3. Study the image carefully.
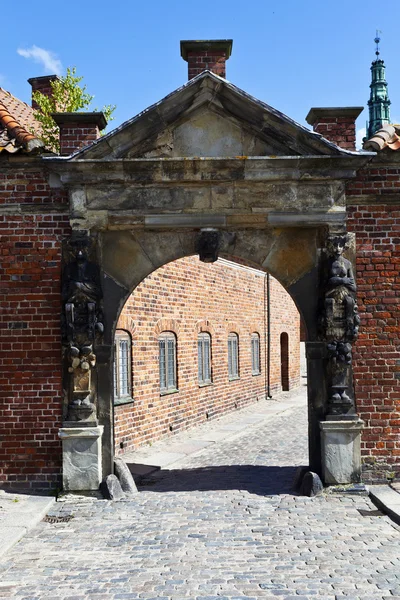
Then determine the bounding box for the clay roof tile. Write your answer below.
[363,124,400,152]
[0,88,44,153]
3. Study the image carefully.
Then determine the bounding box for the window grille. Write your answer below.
[251,333,261,375]
[114,331,132,400]
[228,333,239,379]
[159,332,177,393]
[198,332,212,385]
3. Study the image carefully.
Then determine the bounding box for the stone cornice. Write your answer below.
[43,154,375,185]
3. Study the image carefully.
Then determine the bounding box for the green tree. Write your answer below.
[32,67,116,152]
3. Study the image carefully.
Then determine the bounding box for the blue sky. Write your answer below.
[3,0,400,146]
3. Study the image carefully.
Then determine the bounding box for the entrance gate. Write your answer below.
[47,72,371,490]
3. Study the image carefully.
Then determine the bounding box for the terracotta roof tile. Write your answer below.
[363,124,400,152]
[0,88,44,153]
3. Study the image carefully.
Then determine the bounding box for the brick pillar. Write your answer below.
[27,75,59,111]
[52,112,106,155]
[180,40,233,80]
[306,107,364,150]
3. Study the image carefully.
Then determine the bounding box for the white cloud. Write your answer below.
[17,45,63,76]
[356,127,366,150]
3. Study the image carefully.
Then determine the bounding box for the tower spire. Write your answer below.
[367,31,391,139]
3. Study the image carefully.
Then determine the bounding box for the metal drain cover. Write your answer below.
[43,514,74,523]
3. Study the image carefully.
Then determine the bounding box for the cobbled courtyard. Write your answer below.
[0,387,399,600]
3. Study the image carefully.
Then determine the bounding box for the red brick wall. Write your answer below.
[313,117,356,150]
[347,162,400,482]
[0,165,69,490]
[269,276,301,392]
[114,257,300,454]
[186,50,227,80]
[58,124,100,156]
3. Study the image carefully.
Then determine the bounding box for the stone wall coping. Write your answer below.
[306,107,364,125]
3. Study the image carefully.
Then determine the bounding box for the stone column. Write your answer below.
[306,342,328,476]
[60,231,105,491]
[318,232,364,484]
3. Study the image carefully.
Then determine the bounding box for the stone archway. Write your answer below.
[46,71,372,490]
[58,220,363,490]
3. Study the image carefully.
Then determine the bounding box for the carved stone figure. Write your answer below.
[320,234,360,419]
[62,233,103,423]
[324,235,360,343]
[197,228,221,263]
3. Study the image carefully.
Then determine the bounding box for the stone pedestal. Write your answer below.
[320,419,363,484]
[59,426,104,491]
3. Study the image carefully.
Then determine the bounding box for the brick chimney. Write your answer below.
[180,40,233,80]
[27,75,59,111]
[51,112,107,155]
[306,107,364,150]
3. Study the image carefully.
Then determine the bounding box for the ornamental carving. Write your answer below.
[320,234,360,419]
[62,232,103,423]
[197,228,221,263]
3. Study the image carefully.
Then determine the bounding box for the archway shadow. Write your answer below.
[130,464,303,497]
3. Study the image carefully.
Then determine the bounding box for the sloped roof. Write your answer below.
[363,124,400,152]
[0,88,44,153]
[73,71,354,161]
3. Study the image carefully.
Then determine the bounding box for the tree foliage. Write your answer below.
[32,67,116,152]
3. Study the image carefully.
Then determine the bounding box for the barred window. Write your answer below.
[114,330,132,400]
[251,333,261,375]
[159,332,177,393]
[198,332,212,385]
[228,333,239,380]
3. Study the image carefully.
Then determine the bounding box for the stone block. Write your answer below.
[300,471,323,497]
[100,474,125,500]
[114,458,138,495]
[59,426,104,491]
[320,419,363,485]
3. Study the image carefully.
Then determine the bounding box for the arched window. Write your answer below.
[280,332,289,391]
[251,333,261,375]
[228,333,239,380]
[159,332,177,393]
[198,332,212,385]
[114,330,132,401]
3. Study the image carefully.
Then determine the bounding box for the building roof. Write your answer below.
[363,124,400,152]
[0,88,44,153]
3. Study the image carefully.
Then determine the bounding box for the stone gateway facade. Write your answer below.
[0,39,399,491]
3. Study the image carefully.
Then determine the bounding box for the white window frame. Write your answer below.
[251,332,261,375]
[159,332,177,394]
[114,330,132,402]
[228,333,239,380]
[198,332,212,385]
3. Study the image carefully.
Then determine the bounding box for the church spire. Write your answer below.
[367,32,391,139]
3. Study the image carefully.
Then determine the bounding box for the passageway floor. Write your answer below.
[1,385,400,600]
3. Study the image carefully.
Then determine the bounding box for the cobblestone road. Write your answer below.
[1,389,400,600]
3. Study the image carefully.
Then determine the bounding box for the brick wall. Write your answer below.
[347,161,400,482]
[0,165,69,490]
[114,256,300,454]
[313,117,356,150]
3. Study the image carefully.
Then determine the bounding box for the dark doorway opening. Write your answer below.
[280,332,289,391]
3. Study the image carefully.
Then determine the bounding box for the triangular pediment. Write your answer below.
[73,72,350,161]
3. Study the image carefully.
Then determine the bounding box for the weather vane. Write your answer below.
[374,30,382,57]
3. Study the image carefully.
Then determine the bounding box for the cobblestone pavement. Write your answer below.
[1,388,400,600]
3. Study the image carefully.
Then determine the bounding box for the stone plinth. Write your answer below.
[59,426,104,491]
[320,419,363,485]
